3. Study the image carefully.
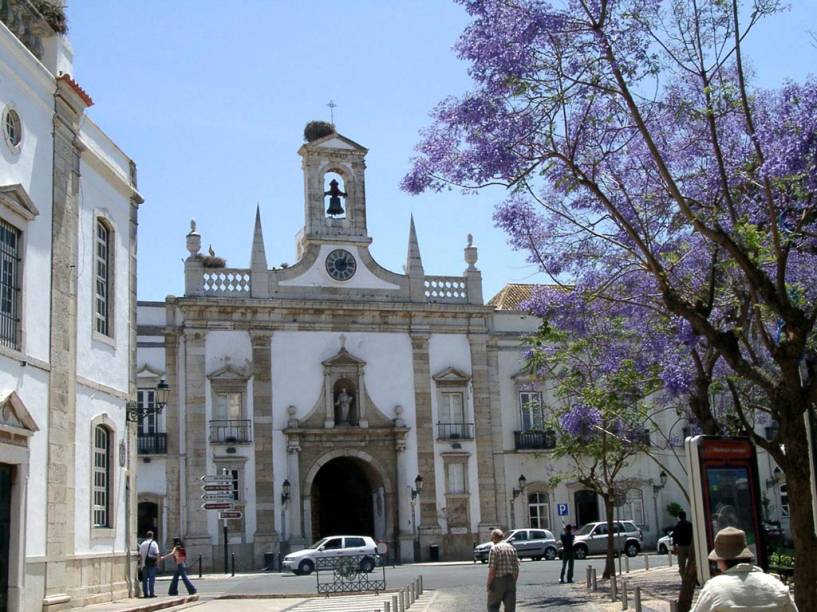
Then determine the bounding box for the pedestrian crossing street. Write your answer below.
[288,590,436,611]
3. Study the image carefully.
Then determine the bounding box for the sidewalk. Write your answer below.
[67,595,199,612]
[570,565,699,611]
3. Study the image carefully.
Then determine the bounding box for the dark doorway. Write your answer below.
[0,464,12,612]
[311,457,374,539]
[575,490,599,527]
[138,501,159,540]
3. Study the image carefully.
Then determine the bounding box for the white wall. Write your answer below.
[278,244,400,290]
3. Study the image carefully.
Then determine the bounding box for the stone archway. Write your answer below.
[303,449,392,544]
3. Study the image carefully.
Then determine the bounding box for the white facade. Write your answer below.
[0,7,141,611]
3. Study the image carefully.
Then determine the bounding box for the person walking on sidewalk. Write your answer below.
[559,524,575,583]
[138,531,160,598]
[692,527,797,612]
[486,528,519,612]
[161,538,197,596]
[672,510,693,577]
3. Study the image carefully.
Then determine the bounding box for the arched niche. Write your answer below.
[322,346,368,428]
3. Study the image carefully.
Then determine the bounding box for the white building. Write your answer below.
[0,3,141,610]
[136,128,789,570]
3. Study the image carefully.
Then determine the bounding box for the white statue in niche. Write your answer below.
[334,387,354,424]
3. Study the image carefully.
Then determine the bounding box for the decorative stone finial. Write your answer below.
[339,334,346,350]
[464,234,478,271]
[287,405,299,428]
[394,405,405,427]
[186,218,201,257]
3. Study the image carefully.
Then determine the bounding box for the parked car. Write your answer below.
[282,535,377,575]
[560,521,644,559]
[473,528,558,563]
[657,531,673,554]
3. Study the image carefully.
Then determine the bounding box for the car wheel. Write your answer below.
[574,546,588,560]
[359,557,375,573]
[480,559,487,564]
[544,547,557,561]
[658,544,668,554]
[626,543,640,557]
[298,560,314,575]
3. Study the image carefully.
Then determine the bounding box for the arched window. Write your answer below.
[92,425,112,527]
[95,218,113,336]
[528,492,550,529]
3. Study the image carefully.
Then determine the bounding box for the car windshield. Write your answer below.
[574,524,595,536]
[308,538,328,549]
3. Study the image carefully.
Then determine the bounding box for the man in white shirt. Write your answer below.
[138,531,160,598]
[693,527,797,611]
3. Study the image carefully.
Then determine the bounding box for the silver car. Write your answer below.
[568,520,643,559]
[473,528,558,562]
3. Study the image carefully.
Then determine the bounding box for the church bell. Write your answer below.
[324,179,347,216]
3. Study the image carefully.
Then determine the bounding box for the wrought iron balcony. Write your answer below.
[209,419,252,444]
[436,422,474,440]
[514,429,557,450]
[137,432,167,455]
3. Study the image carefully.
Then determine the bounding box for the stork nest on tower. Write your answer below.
[304,121,335,143]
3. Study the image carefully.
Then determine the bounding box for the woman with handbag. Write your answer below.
[161,538,197,596]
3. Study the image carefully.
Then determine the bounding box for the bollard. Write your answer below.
[634,586,642,612]
[592,567,598,591]
[621,579,628,610]
[586,565,592,588]
[667,551,672,567]
[398,590,405,612]
[644,554,650,571]
[416,578,421,598]
[625,556,630,573]
[419,575,423,594]
[410,582,416,604]
[392,594,399,612]
[611,575,618,601]
[231,552,235,577]
[198,554,202,578]
[670,601,679,612]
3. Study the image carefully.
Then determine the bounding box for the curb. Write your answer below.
[87,595,200,612]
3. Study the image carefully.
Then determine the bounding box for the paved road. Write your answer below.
[161,554,664,610]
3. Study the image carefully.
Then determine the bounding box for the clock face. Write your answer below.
[325,249,357,281]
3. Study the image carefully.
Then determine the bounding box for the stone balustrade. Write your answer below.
[423,276,469,303]
[200,268,251,296]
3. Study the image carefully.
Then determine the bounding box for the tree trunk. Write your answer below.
[603,500,616,579]
[677,542,697,612]
[779,414,817,612]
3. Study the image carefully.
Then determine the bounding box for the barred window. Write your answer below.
[93,426,111,527]
[95,220,111,336]
[0,219,20,349]
[528,492,550,529]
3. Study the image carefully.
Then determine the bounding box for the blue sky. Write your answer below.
[66,1,817,302]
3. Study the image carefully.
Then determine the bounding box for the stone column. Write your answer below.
[251,331,278,565]
[43,77,87,607]
[469,333,500,539]
[184,331,209,548]
[410,333,441,559]
[286,440,303,546]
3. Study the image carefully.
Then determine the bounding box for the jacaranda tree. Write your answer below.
[403,1,817,608]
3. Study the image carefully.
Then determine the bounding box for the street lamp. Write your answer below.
[126,379,170,423]
[281,479,291,505]
[510,475,527,529]
[410,475,423,561]
[651,470,669,543]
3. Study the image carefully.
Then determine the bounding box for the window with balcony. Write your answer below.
[519,391,544,431]
[210,391,251,444]
[437,391,473,439]
[136,388,166,454]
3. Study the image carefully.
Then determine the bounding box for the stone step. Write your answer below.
[289,590,436,612]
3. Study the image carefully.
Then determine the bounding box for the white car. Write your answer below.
[657,532,673,554]
[282,535,377,575]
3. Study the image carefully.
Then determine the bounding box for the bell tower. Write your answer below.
[297,128,371,255]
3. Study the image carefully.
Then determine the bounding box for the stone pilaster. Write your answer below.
[43,77,86,607]
[126,191,140,595]
[410,333,441,558]
[184,331,208,542]
[486,340,508,529]
[469,333,500,538]
[286,440,303,546]
[251,331,277,563]
[163,324,182,544]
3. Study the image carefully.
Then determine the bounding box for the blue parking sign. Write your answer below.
[557,503,568,516]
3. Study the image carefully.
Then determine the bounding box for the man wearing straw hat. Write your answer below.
[692,527,797,611]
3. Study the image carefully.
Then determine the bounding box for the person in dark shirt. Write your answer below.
[559,524,575,583]
[673,510,693,576]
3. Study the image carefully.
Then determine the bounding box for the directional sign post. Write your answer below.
[202,483,233,492]
[201,502,233,510]
[219,511,243,520]
[201,492,234,502]
[201,474,234,483]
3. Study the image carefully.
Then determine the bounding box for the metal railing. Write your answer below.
[514,430,557,450]
[209,419,252,444]
[137,432,167,454]
[437,422,474,440]
[315,554,386,594]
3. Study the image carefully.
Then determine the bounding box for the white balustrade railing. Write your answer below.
[424,276,468,303]
[201,268,251,296]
